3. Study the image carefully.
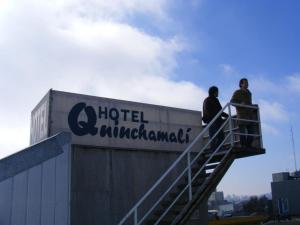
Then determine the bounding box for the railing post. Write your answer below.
[228,104,234,147]
[256,107,263,148]
[134,209,138,225]
[187,152,192,201]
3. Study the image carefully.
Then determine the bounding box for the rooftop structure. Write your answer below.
[271,171,300,216]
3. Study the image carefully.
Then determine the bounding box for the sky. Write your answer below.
[0,0,300,196]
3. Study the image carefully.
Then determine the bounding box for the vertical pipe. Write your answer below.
[291,126,298,172]
[228,104,234,147]
[134,209,138,225]
[187,152,192,201]
[256,107,263,148]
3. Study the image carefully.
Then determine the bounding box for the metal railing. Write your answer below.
[118,102,263,225]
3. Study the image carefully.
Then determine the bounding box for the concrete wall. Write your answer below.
[0,133,71,225]
[70,146,191,225]
[271,179,300,215]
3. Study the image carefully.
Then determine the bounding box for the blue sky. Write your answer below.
[0,0,300,196]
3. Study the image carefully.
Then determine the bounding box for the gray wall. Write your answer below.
[71,146,192,225]
[271,179,300,215]
[0,133,71,225]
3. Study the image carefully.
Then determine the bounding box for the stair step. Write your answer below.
[144,149,230,225]
[146,218,173,225]
[177,180,202,190]
[147,213,178,224]
[202,154,225,164]
[169,189,196,199]
[191,165,217,175]
[205,163,219,170]
[190,166,210,175]
[204,143,232,152]
[202,145,230,157]
[196,152,226,165]
[191,167,199,174]
[204,149,227,156]
[184,172,211,182]
[161,198,188,207]
[154,207,181,216]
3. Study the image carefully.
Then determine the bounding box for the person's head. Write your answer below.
[239,78,248,89]
[209,86,218,97]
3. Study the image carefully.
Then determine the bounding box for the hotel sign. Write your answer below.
[31,90,202,152]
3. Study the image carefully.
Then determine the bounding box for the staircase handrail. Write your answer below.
[138,116,232,225]
[117,102,261,225]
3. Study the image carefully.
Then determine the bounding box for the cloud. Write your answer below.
[261,123,279,136]
[258,99,288,122]
[251,74,300,97]
[63,0,169,21]
[287,74,300,92]
[252,77,279,93]
[0,0,206,158]
[93,75,206,110]
[219,64,237,75]
[4,0,169,22]
[0,126,29,159]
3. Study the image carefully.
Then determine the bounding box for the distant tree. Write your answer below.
[243,195,268,214]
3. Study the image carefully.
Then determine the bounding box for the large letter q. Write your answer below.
[68,102,98,136]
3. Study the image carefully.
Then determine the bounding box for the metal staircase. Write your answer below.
[118,103,264,225]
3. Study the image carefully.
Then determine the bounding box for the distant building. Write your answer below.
[208,191,234,217]
[219,204,234,217]
[208,190,225,209]
[271,171,300,216]
[209,191,225,203]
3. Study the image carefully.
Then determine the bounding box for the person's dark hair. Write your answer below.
[208,86,218,96]
[239,78,248,88]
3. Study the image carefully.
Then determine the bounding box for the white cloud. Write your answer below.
[0,0,206,158]
[251,74,300,97]
[261,123,279,136]
[252,77,279,93]
[287,74,300,92]
[0,126,29,159]
[2,0,169,22]
[93,75,206,109]
[219,64,242,78]
[219,64,235,74]
[62,0,169,21]
[258,99,288,122]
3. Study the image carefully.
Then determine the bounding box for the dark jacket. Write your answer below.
[202,96,228,124]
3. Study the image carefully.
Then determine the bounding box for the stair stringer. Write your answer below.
[173,152,236,225]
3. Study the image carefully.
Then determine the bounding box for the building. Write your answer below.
[271,171,300,216]
[0,90,265,225]
[208,191,225,209]
[208,191,234,217]
[209,191,225,203]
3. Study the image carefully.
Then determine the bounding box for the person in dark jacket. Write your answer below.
[231,78,254,147]
[202,86,228,150]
